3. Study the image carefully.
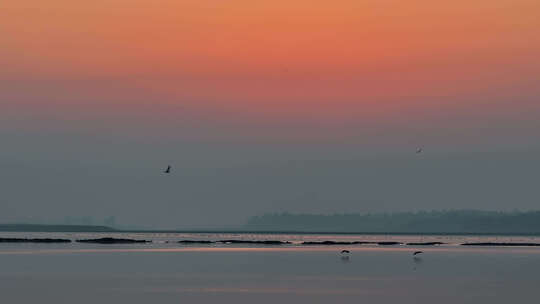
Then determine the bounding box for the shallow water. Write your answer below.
[1,232,539,303]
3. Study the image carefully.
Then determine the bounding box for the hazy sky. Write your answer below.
[1,0,540,228]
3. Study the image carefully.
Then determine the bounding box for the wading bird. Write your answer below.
[340,249,351,262]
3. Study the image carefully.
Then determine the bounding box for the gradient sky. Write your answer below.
[1,0,540,228]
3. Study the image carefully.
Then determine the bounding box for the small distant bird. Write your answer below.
[413,251,423,256]
[164,165,171,174]
[340,249,351,262]
[416,148,423,154]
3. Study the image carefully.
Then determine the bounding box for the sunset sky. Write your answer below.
[1,0,539,228]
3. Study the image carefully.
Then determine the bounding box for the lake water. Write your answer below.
[1,232,539,303]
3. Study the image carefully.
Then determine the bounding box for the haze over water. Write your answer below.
[2,0,540,228]
[1,232,540,303]
[2,0,540,302]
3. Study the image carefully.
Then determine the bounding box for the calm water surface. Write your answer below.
[1,232,539,303]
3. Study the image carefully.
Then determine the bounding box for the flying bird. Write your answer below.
[341,250,350,254]
[416,148,423,154]
[164,165,171,174]
[413,251,423,256]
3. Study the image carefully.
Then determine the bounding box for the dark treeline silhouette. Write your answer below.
[245,210,540,234]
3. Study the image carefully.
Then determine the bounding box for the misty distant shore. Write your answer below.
[245,210,540,235]
[0,224,117,233]
[4,210,540,235]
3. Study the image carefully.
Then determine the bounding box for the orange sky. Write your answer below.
[1,0,540,129]
[2,1,540,225]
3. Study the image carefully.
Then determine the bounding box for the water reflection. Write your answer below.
[340,255,351,263]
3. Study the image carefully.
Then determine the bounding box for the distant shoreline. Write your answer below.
[0,224,117,233]
[116,230,540,236]
[245,210,540,235]
[2,224,540,236]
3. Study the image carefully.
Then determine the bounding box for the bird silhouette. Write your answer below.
[164,165,171,174]
[416,148,423,154]
[340,250,351,262]
[413,251,423,256]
